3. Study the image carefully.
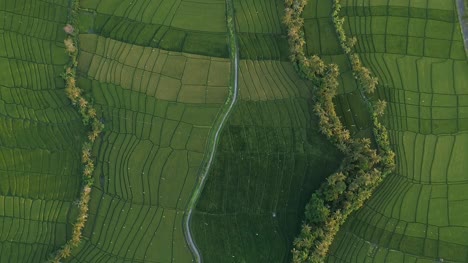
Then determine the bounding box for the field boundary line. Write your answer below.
[182,0,240,262]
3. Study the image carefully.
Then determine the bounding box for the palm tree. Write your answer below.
[78,98,88,109]
[82,149,91,163]
[374,99,387,116]
[64,38,76,54]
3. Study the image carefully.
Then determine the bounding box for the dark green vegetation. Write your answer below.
[324,1,468,262]
[303,0,372,138]
[0,0,86,261]
[190,0,342,262]
[284,0,395,261]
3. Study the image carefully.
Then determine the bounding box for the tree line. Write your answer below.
[283,0,396,262]
[49,0,104,262]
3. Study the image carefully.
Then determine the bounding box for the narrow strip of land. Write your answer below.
[183,0,239,262]
[456,0,468,58]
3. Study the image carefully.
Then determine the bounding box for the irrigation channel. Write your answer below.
[183,0,239,261]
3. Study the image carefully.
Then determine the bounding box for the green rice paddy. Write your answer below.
[0,0,85,261]
[1,0,467,262]
[191,59,341,262]
[315,1,468,262]
[67,25,231,263]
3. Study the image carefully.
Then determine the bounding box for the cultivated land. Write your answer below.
[0,0,85,261]
[191,0,342,262]
[65,3,232,261]
[316,0,468,262]
[2,0,467,262]
[79,0,229,57]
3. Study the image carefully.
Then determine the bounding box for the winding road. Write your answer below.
[183,0,239,262]
[456,0,468,57]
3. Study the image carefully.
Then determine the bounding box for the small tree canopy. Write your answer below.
[305,194,330,224]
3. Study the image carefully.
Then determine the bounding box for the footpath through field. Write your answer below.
[183,0,240,261]
[456,0,468,57]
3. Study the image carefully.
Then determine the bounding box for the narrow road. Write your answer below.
[456,0,468,58]
[183,0,239,262]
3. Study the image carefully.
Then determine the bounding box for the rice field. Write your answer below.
[191,59,341,263]
[63,36,231,262]
[234,0,289,60]
[4,0,467,261]
[322,1,468,262]
[0,0,86,261]
[79,0,229,57]
[190,1,342,261]
[1,0,233,261]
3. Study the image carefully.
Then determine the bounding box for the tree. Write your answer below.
[305,194,330,224]
[374,99,387,116]
[323,172,347,202]
[64,37,76,54]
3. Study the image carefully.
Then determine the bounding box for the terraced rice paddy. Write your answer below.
[190,1,342,262]
[191,59,341,262]
[1,0,231,261]
[0,0,85,261]
[67,37,231,262]
[312,1,468,262]
[79,0,229,57]
[2,0,467,262]
[65,9,233,262]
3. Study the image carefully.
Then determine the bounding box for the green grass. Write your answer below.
[325,0,468,262]
[0,0,86,261]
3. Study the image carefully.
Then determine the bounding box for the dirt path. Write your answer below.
[182,0,240,262]
[456,0,468,58]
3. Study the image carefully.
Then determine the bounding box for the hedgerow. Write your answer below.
[283,0,396,262]
[47,1,104,262]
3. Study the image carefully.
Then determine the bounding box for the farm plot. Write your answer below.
[191,60,342,263]
[64,35,230,262]
[0,0,86,262]
[303,0,373,137]
[326,0,468,262]
[233,0,289,60]
[79,0,229,57]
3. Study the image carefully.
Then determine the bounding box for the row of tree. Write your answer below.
[283,0,396,262]
[331,0,395,173]
[49,1,104,262]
